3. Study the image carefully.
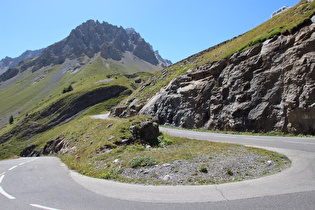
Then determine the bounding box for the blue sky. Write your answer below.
[0,0,301,63]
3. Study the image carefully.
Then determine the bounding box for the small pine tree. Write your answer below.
[68,84,73,92]
[62,84,73,94]
[9,115,14,124]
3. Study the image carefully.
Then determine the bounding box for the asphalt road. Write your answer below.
[1,122,315,209]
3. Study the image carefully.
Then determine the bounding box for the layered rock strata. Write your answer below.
[139,20,315,134]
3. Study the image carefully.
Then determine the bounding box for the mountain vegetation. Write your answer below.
[0,0,313,186]
[0,20,171,150]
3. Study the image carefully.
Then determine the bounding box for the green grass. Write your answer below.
[52,117,289,184]
[198,0,315,63]
[82,89,131,116]
[130,156,157,168]
[0,54,153,134]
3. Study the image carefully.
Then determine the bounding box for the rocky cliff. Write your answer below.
[137,18,315,134]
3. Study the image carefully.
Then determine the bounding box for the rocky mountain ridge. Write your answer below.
[0,20,171,82]
[0,49,43,75]
[115,16,315,135]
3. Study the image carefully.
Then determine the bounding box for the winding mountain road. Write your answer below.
[1,115,315,209]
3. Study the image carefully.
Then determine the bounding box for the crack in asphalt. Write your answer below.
[215,185,229,201]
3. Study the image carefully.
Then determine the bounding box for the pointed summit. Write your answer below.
[0,20,171,82]
[41,20,167,66]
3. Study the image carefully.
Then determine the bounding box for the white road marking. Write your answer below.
[0,186,16,199]
[225,136,238,139]
[29,204,60,210]
[244,137,273,141]
[0,174,4,183]
[0,172,5,176]
[283,140,315,145]
[18,162,25,166]
[8,165,17,171]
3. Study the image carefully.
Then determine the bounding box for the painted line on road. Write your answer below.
[210,134,238,138]
[0,172,5,176]
[283,140,315,145]
[29,204,60,210]
[0,174,4,183]
[8,165,18,171]
[225,136,238,139]
[0,186,16,199]
[243,137,273,141]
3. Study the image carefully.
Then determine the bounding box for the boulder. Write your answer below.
[129,120,160,146]
[111,106,128,117]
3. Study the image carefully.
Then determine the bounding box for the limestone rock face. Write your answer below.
[140,21,315,134]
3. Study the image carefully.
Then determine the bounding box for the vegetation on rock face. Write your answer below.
[118,0,315,110]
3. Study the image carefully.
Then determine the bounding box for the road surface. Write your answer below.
[1,119,315,209]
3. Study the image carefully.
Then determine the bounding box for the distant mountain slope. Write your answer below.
[0,20,171,130]
[0,20,171,82]
[0,49,43,75]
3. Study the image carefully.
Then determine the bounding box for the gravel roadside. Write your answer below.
[120,147,290,185]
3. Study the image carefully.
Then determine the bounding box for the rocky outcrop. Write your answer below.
[20,136,66,157]
[20,145,39,157]
[139,20,315,134]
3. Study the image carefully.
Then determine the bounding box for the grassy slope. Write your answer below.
[0,53,155,161]
[123,0,315,106]
[0,54,153,135]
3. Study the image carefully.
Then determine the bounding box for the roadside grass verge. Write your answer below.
[0,114,291,185]
[60,126,290,185]
[16,115,288,185]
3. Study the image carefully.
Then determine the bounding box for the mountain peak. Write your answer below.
[0,20,171,82]
[40,19,169,69]
[125,28,136,35]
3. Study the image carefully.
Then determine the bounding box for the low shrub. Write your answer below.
[227,170,234,176]
[130,156,157,168]
[199,165,208,173]
[158,135,173,147]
